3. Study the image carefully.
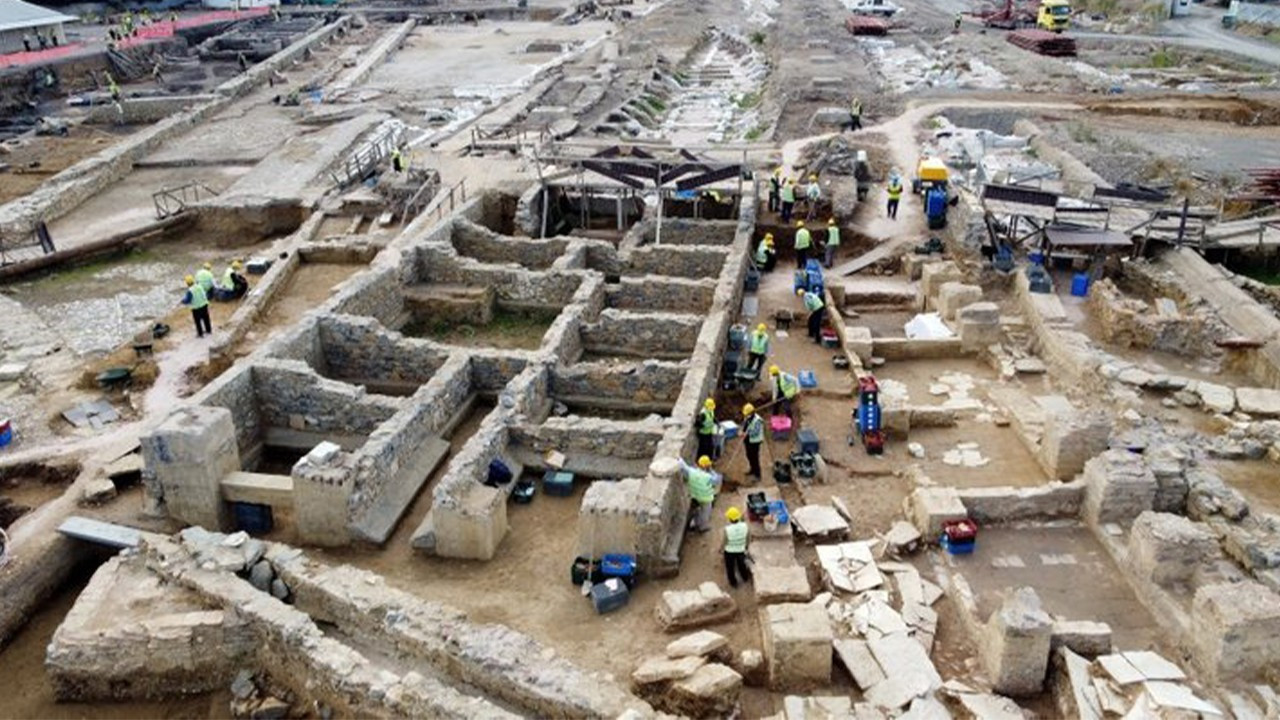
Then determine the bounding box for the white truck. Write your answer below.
[848,0,902,17]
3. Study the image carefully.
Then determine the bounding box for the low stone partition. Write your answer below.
[84,94,221,124]
[510,417,664,478]
[956,482,1085,524]
[606,276,717,313]
[1086,278,1228,362]
[327,19,415,94]
[552,360,686,411]
[581,309,702,359]
[872,337,965,361]
[451,217,569,270]
[634,219,739,247]
[627,245,731,280]
[1013,271,1106,392]
[311,315,451,388]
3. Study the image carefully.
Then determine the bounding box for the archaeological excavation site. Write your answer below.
[3,0,1280,716]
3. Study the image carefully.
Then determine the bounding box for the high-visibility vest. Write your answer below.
[724,522,749,553]
[187,284,208,310]
[795,228,812,250]
[770,176,781,192]
[777,372,799,399]
[686,468,715,504]
[780,184,795,203]
[750,330,769,355]
[221,268,235,289]
[888,180,903,200]
[851,100,862,116]
[195,268,215,291]
[755,240,770,264]
[828,226,841,246]
[745,414,765,443]
[697,408,715,435]
[807,184,820,201]
[804,292,824,312]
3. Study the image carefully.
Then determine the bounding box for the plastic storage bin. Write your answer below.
[544,471,575,497]
[793,270,808,293]
[0,419,11,448]
[1071,272,1091,297]
[770,414,793,440]
[590,578,631,614]
[768,499,790,526]
[512,479,536,504]
[571,557,606,586]
[798,370,818,388]
[798,428,820,455]
[601,553,636,582]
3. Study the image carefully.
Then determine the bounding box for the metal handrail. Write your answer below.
[153,181,220,219]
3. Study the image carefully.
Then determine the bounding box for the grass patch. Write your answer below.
[1149,46,1181,68]
[35,248,159,287]
[1067,120,1098,144]
[745,122,771,141]
[749,31,766,46]
[735,92,762,110]
[642,94,667,113]
[1241,267,1280,285]
[405,307,559,350]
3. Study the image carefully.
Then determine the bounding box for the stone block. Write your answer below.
[811,107,851,126]
[959,301,1000,324]
[754,566,812,605]
[907,487,968,540]
[671,663,742,718]
[1197,382,1236,414]
[865,632,941,710]
[761,603,833,690]
[666,631,729,660]
[657,582,738,631]
[960,318,1002,352]
[1050,620,1112,658]
[833,639,884,690]
[919,261,963,311]
[845,326,873,364]
[633,655,706,686]
[1191,581,1280,681]
[1039,408,1111,482]
[1082,449,1156,527]
[937,283,983,321]
[80,478,118,505]
[983,587,1053,697]
[0,362,29,382]
[735,650,766,687]
[141,405,242,532]
[1126,511,1218,587]
[1235,387,1280,418]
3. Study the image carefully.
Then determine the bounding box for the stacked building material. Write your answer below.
[1007,29,1077,56]
[1244,168,1280,200]
[846,16,890,35]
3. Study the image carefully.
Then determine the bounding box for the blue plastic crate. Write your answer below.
[798,370,817,388]
[544,470,574,497]
[601,553,636,579]
[940,534,976,555]
[793,270,808,293]
[768,499,789,525]
[798,428,820,455]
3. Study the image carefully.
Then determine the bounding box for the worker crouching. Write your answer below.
[769,365,800,418]
[799,288,826,344]
[722,507,753,588]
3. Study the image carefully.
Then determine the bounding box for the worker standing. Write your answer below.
[22,33,32,52]
[805,174,821,221]
[779,178,796,224]
[794,220,812,269]
[680,456,718,532]
[182,275,212,338]
[722,507,753,588]
[742,405,764,481]
[754,233,777,273]
[769,365,800,418]
[697,397,718,461]
[824,218,841,268]
[768,168,782,213]
[849,96,863,131]
[391,147,405,172]
[887,172,903,220]
[106,72,121,102]
[954,12,962,31]
[195,262,216,293]
[237,51,248,73]
[747,324,769,372]
[799,288,826,343]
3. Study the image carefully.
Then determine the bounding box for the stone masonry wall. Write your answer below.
[606,276,717,313]
[581,309,702,358]
[451,218,567,269]
[628,245,731,279]
[317,315,449,384]
[251,361,400,438]
[551,360,687,407]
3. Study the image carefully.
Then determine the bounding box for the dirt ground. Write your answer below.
[0,126,136,206]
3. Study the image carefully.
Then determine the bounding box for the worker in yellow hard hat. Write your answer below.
[780,177,796,223]
[770,365,800,418]
[696,397,718,462]
[742,403,765,481]
[824,217,841,268]
[722,506,752,588]
[215,259,249,301]
[768,167,782,213]
[754,232,777,273]
[794,219,812,269]
[194,261,216,293]
[181,274,211,338]
[805,173,821,221]
[748,323,770,374]
[679,455,718,532]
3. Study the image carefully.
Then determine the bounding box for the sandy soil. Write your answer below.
[0,127,136,206]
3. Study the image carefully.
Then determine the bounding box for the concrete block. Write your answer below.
[1039,408,1111,482]
[754,566,812,605]
[1082,449,1157,527]
[1190,581,1280,681]
[1126,511,1218,587]
[907,487,968,540]
[657,582,738,631]
[845,326,873,364]
[1050,620,1112,658]
[761,603,833,690]
[983,587,1052,697]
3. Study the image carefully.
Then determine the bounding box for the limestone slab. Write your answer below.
[833,639,884,691]
[754,566,812,605]
[666,630,729,659]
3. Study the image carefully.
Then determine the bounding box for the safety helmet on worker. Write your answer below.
[184,274,195,286]
[202,262,212,269]
[809,174,817,180]
[796,220,805,227]
[726,507,742,522]
[769,365,780,376]
[231,259,243,270]
[742,403,755,416]
[796,289,805,297]
[704,398,716,411]
[697,455,713,468]
[828,217,836,225]
[756,323,766,332]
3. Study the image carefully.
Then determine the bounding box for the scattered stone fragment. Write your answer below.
[666,630,729,660]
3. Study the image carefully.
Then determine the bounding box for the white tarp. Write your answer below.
[904,313,953,340]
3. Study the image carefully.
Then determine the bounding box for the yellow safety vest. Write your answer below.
[698,408,715,435]
[686,468,715,504]
[187,284,208,310]
[750,330,768,354]
[724,522,748,553]
[828,226,841,246]
[780,184,795,203]
[195,268,215,291]
[888,181,903,200]
[795,228,812,250]
[778,373,799,399]
[745,414,764,443]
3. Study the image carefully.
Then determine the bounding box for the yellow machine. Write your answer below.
[1037,0,1071,32]
[912,157,949,194]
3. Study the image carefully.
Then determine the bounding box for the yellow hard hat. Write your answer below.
[796,289,805,296]
[828,217,836,225]
[809,174,817,180]
[742,403,755,416]
[756,323,766,332]
[796,220,805,227]
[765,236,775,246]
[184,274,195,286]
[764,232,774,240]
[726,507,742,522]
[232,260,243,269]
[202,262,212,270]
[769,365,780,376]
[773,167,782,176]
[704,398,716,410]
[697,455,713,468]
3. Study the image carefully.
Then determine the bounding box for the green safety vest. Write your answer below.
[698,408,716,435]
[807,184,820,201]
[686,468,715,504]
[745,414,764,443]
[778,373,799,399]
[195,268,215,291]
[724,522,749,553]
[851,100,862,116]
[750,330,768,354]
[187,284,208,310]
[888,180,903,200]
[804,292,824,312]
[828,226,841,246]
[795,228,812,250]
[780,184,795,203]
[222,268,235,288]
[755,240,770,264]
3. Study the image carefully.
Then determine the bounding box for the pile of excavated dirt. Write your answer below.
[1086,95,1280,126]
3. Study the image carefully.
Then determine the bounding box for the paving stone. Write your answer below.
[865,633,941,710]
[833,639,884,691]
[632,655,706,685]
[1050,620,1112,658]
[1121,650,1185,681]
[666,630,729,659]
[1235,387,1280,418]
[754,566,812,605]
[80,478,118,505]
[1097,653,1144,685]
[884,521,922,554]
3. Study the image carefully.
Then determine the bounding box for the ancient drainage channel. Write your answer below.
[597,29,769,144]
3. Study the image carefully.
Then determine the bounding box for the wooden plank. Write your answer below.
[222,472,294,506]
[58,516,141,549]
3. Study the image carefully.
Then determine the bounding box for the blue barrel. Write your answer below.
[1071,273,1091,297]
[1029,251,1044,265]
